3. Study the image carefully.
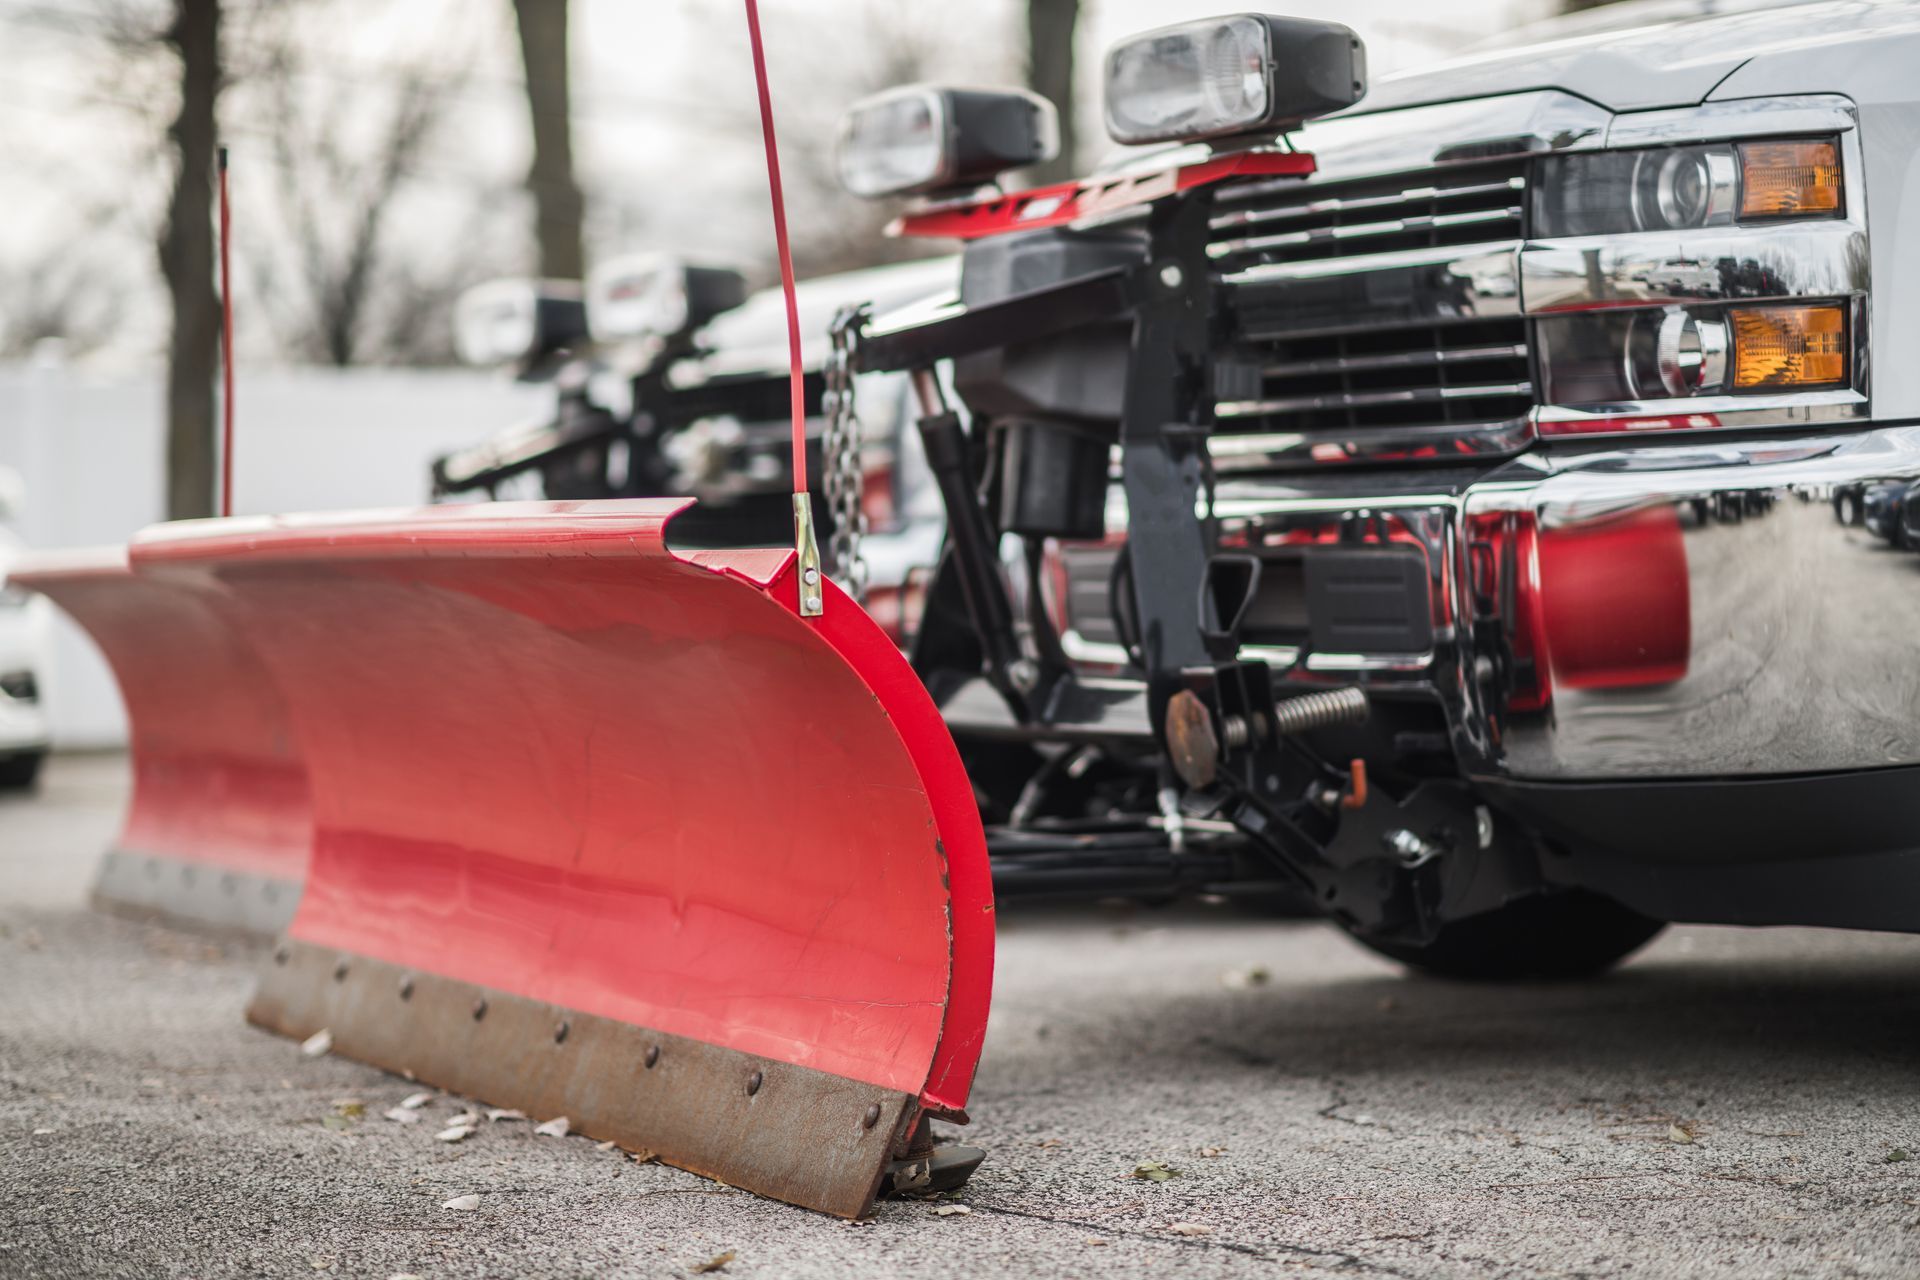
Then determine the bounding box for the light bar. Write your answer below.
[1102,14,1364,147]
[836,86,1057,199]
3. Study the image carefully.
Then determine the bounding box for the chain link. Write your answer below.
[822,303,871,602]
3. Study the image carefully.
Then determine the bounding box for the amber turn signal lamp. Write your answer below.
[1730,304,1846,389]
[1739,140,1842,218]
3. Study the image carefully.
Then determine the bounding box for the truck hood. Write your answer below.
[1358,0,1902,115]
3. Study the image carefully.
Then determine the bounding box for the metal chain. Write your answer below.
[822,303,871,602]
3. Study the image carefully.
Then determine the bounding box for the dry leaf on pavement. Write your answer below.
[300,1029,333,1058]
[535,1116,570,1138]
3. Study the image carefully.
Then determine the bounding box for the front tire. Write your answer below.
[1343,889,1664,981]
[0,750,45,791]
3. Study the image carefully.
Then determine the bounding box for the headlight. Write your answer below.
[1538,302,1849,405]
[585,255,747,344]
[1534,138,1841,237]
[1102,14,1364,147]
[452,280,586,368]
[836,86,1057,199]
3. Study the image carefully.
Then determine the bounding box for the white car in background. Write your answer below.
[0,471,51,789]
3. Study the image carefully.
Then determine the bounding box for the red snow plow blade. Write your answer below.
[8,548,310,936]
[132,498,992,1218]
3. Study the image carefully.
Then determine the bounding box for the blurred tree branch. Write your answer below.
[512,0,583,280]
[1025,0,1077,184]
[159,0,220,519]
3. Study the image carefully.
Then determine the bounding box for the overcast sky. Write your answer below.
[0,0,1548,366]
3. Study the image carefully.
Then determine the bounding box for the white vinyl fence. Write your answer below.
[0,354,550,747]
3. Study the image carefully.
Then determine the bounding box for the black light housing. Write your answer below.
[836,85,1059,199]
[1103,14,1365,147]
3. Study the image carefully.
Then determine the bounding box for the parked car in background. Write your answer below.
[0,471,51,789]
[1861,480,1911,546]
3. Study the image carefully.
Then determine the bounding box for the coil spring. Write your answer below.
[1270,686,1369,737]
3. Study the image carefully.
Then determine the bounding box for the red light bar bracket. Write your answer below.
[893,150,1316,241]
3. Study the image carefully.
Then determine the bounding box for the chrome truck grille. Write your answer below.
[1206,159,1534,468]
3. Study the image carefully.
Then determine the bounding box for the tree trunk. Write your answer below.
[512,0,584,280]
[1026,0,1079,184]
[159,0,221,521]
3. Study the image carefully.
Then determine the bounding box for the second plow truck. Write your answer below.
[16,0,1920,1219]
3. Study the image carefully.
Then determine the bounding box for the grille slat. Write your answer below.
[1208,159,1536,468]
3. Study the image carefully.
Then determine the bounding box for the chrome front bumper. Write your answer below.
[1215,424,1920,781]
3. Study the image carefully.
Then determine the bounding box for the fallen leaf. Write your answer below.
[486,1108,526,1123]
[1668,1124,1696,1144]
[1084,1238,1109,1246]
[383,1107,422,1125]
[300,1029,333,1058]
[333,1101,365,1119]
[1889,1149,1912,1164]
[1198,1146,1227,1158]
[930,1204,970,1216]
[1132,1160,1179,1182]
[1166,1222,1213,1236]
[596,1140,618,1152]
[630,1149,659,1165]
[1220,965,1271,990]
[321,1116,353,1132]
[400,1092,433,1110]
[442,1194,480,1211]
[691,1250,736,1273]
[535,1116,570,1138]
[435,1125,476,1143]
[32,1128,54,1136]
[388,1274,424,1279]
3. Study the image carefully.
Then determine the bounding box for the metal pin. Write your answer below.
[862,1104,881,1129]
[273,946,289,966]
[332,959,349,982]
[398,976,414,1001]
[746,1070,763,1096]
[471,997,488,1021]
[553,1020,570,1045]
[644,1045,660,1069]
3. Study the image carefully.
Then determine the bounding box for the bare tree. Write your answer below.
[239,15,514,368]
[511,0,584,280]
[1025,0,1078,184]
[687,1,1018,279]
[159,0,222,519]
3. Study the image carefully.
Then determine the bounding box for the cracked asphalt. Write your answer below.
[6,754,1920,1278]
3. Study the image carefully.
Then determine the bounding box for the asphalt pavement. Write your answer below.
[5,754,1920,1279]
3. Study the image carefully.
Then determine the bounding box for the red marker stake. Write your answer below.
[742,0,826,616]
[217,146,235,519]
